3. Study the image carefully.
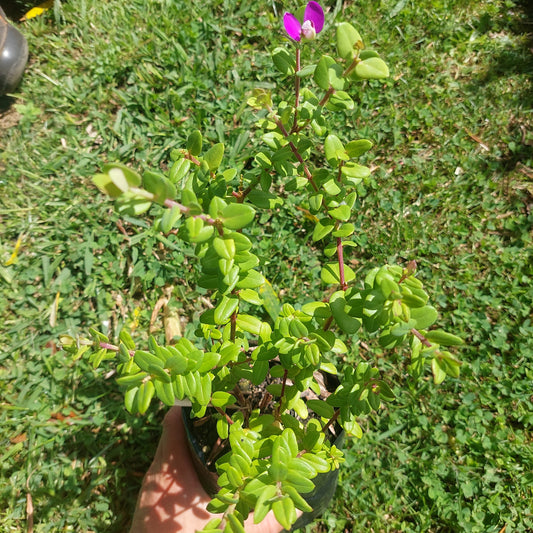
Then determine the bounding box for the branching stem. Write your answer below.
[322,408,340,434]
[411,328,432,347]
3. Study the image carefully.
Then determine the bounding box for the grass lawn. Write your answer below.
[1,0,532,531]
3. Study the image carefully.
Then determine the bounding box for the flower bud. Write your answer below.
[301,20,317,41]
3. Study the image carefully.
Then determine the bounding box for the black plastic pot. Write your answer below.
[0,6,28,95]
[182,406,344,531]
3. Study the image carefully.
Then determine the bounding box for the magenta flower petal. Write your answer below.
[283,12,302,41]
[304,1,324,33]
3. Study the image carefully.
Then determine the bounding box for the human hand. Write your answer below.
[129,406,291,533]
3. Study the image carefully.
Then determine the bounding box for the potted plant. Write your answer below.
[62,3,464,531]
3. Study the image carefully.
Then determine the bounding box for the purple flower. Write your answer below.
[283,1,324,42]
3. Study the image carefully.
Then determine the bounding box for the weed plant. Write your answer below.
[1,0,532,532]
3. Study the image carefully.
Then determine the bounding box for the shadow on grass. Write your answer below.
[471,0,533,108]
[21,365,166,532]
[1,1,32,21]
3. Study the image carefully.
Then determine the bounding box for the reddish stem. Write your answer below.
[319,87,335,107]
[272,115,319,192]
[214,406,234,425]
[275,369,289,418]
[337,237,348,291]
[322,408,340,434]
[163,198,218,226]
[100,341,134,357]
[230,311,237,342]
[411,328,432,347]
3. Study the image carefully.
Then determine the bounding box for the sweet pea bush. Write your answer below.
[63,3,464,531]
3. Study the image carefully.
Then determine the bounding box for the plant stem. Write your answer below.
[214,406,234,425]
[100,341,134,357]
[163,198,217,226]
[322,408,340,434]
[337,237,348,291]
[411,328,432,347]
[275,369,289,419]
[230,311,237,342]
[319,86,335,107]
[271,114,319,192]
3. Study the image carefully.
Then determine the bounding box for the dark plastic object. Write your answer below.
[182,407,345,532]
[0,6,28,95]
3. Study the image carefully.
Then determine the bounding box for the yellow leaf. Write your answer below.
[5,236,22,266]
[23,1,53,20]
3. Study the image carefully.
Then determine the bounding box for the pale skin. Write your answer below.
[129,406,292,533]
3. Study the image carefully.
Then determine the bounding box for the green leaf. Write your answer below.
[135,380,155,414]
[116,372,149,387]
[309,330,335,351]
[236,269,265,289]
[251,360,269,385]
[226,513,246,533]
[154,379,176,406]
[282,485,313,513]
[134,350,164,372]
[185,217,214,243]
[124,386,139,413]
[326,91,354,111]
[374,380,395,401]
[437,351,462,378]
[247,88,273,109]
[254,485,277,524]
[204,143,224,171]
[314,55,344,91]
[272,498,296,531]
[220,203,255,230]
[322,178,342,196]
[160,205,182,233]
[208,196,228,219]
[324,134,349,167]
[321,263,356,285]
[307,399,335,418]
[187,130,203,156]
[272,47,295,76]
[341,419,363,438]
[329,204,351,221]
[247,189,283,209]
[93,173,123,198]
[354,57,390,79]
[169,157,191,183]
[336,22,364,60]
[236,314,263,335]
[203,518,223,533]
[214,295,239,325]
[425,329,464,346]
[213,236,236,260]
[197,351,221,372]
[211,391,236,408]
[345,139,373,157]
[330,294,361,334]
[285,469,316,493]
[116,191,153,216]
[102,162,142,187]
[341,162,371,180]
[312,218,335,241]
[432,357,447,385]
[410,306,438,330]
[143,171,177,204]
[239,288,263,306]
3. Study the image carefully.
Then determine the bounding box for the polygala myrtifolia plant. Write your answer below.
[62,3,464,532]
